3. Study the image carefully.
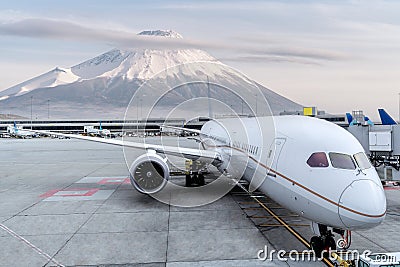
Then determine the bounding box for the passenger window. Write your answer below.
[307,152,329,168]
[354,152,372,170]
[329,152,356,170]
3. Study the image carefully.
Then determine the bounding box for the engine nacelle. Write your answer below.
[129,152,170,194]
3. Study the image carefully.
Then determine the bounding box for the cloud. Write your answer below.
[0,18,348,65]
[158,0,327,12]
[246,47,348,61]
[0,18,216,50]
[219,55,322,66]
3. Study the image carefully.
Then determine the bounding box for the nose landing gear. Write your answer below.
[310,225,336,257]
[310,223,352,257]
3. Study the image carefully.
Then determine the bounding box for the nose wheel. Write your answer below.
[310,224,337,257]
[310,235,336,257]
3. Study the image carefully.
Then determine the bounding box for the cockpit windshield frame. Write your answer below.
[307,152,329,168]
[329,152,356,170]
[353,152,372,170]
[307,151,372,171]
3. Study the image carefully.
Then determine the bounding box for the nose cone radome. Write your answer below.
[338,179,386,230]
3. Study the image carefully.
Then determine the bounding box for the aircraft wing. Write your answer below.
[29,130,221,164]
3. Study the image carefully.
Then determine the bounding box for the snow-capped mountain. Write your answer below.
[0,30,302,119]
[71,48,216,81]
[0,67,79,99]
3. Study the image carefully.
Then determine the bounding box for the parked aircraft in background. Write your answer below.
[7,122,35,138]
[84,121,112,137]
[346,112,374,126]
[346,113,356,126]
[348,109,397,126]
[378,109,397,125]
[29,115,386,255]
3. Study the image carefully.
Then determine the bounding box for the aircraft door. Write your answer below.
[267,138,286,176]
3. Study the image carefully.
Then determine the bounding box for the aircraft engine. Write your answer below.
[129,152,170,194]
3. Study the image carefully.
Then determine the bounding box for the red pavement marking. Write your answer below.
[97,178,130,185]
[58,188,99,197]
[384,186,400,190]
[40,188,99,198]
[39,189,60,198]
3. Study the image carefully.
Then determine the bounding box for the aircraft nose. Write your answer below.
[338,179,386,230]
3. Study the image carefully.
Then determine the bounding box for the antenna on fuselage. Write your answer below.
[207,76,213,119]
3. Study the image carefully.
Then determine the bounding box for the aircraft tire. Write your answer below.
[198,173,205,186]
[193,173,198,184]
[310,236,323,258]
[185,174,192,187]
[325,236,336,251]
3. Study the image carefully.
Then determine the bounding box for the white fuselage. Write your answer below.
[200,115,386,231]
[85,126,111,137]
[7,125,34,138]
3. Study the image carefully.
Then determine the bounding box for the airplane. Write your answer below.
[84,121,112,137]
[364,116,374,126]
[346,112,374,126]
[7,122,35,138]
[378,108,397,125]
[346,113,357,126]
[29,115,386,255]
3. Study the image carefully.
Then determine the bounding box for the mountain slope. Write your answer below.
[0,30,303,119]
[1,67,79,99]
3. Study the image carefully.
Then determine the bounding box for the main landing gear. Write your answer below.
[310,223,352,257]
[184,159,206,187]
[185,172,205,187]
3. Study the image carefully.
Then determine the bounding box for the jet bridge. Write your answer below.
[348,124,400,182]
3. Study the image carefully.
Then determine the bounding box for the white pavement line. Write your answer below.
[0,223,64,267]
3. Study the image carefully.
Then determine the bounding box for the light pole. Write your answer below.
[255,93,258,116]
[136,95,146,136]
[140,99,143,119]
[30,96,33,130]
[136,99,139,135]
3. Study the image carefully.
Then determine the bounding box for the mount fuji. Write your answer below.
[0,30,302,119]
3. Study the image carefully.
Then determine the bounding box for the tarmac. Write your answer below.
[0,137,399,267]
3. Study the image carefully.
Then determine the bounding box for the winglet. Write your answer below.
[99,121,102,130]
[378,109,397,125]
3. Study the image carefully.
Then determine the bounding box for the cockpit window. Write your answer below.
[307,152,329,168]
[329,152,356,170]
[354,152,372,170]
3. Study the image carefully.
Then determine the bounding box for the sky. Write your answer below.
[1,0,400,121]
